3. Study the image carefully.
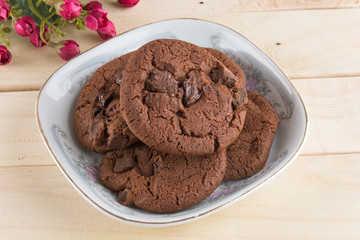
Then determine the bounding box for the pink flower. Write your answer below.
[29,26,51,47]
[14,16,36,37]
[208,188,236,200]
[55,40,80,61]
[246,76,258,93]
[0,45,11,65]
[0,0,11,21]
[56,0,82,21]
[97,21,116,40]
[84,6,116,39]
[83,1,102,11]
[85,163,99,183]
[118,0,139,7]
[85,8,108,31]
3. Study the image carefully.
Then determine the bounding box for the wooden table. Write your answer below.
[1,0,360,239]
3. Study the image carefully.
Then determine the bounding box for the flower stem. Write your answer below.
[0,31,10,47]
[45,12,56,22]
[39,20,47,44]
[47,41,56,48]
[27,0,45,22]
[27,0,65,43]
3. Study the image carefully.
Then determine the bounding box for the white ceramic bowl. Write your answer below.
[36,19,309,226]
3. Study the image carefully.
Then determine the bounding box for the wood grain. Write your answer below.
[0,91,50,167]
[1,8,360,91]
[292,76,360,155]
[116,0,360,14]
[1,154,359,239]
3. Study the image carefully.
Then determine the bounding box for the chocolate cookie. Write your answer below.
[100,143,226,213]
[206,48,246,89]
[120,39,247,156]
[224,91,280,181]
[74,53,138,152]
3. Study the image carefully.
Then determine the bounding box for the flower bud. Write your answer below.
[14,16,36,37]
[0,0,11,21]
[55,40,80,61]
[56,0,82,21]
[83,1,102,11]
[97,21,116,40]
[0,45,11,65]
[85,8,108,31]
[29,26,52,47]
[118,0,139,7]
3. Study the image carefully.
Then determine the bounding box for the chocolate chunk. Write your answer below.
[232,88,247,109]
[92,106,101,116]
[106,118,137,149]
[145,69,177,96]
[96,89,115,112]
[114,153,135,173]
[183,74,201,106]
[91,121,106,146]
[210,67,219,83]
[97,89,107,107]
[122,127,139,147]
[107,135,128,150]
[176,110,186,119]
[210,65,237,88]
[118,189,134,206]
[115,70,123,85]
[152,155,163,174]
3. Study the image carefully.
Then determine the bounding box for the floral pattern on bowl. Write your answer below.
[36,19,308,226]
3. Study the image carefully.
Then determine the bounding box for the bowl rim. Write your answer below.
[35,17,309,226]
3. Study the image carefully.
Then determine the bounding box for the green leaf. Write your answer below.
[4,37,10,47]
[3,27,11,33]
[45,30,52,39]
[8,0,59,25]
[75,19,85,31]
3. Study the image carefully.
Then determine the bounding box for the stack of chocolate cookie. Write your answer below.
[74,39,279,213]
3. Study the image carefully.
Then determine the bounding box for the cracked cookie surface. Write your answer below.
[206,48,246,89]
[120,39,247,156]
[224,91,280,181]
[74,52,138,152]
[100,143,226,213]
